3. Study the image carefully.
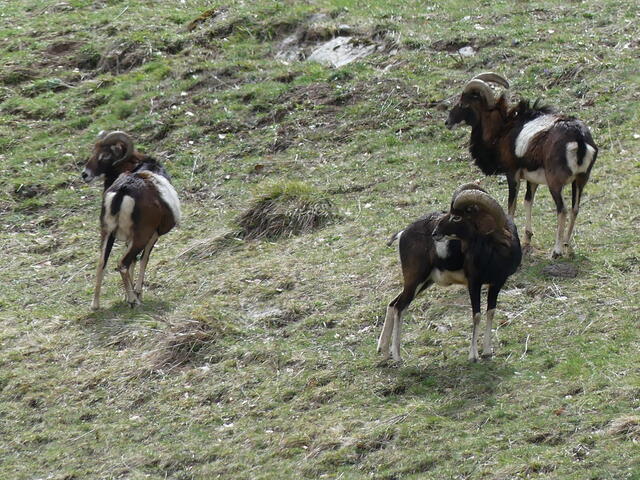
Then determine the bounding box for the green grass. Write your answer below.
[1,0,639,478]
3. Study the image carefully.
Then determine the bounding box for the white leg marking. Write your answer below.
[391,309,403,362]
[92,238,110,310]
[469,313,482,362]
[515,115,558,157]
[377,305,396,359]
[483,309,495,358]
[552,210,567,258]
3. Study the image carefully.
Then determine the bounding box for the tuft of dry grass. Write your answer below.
[236,180,337,240]
[143,316,234,373]
[606,415,640,439]
[177,231,244,260]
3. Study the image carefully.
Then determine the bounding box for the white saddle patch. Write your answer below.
[147,173,182,225]
[515,115,558,157]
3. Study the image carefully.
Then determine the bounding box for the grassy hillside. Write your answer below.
[1,0,639,478]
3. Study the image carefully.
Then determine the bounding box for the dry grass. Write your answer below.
[236,181,337,240]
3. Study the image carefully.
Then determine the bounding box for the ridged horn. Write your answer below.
[472,72,509,89]
[452,189,507,232]
[462,79,496,107]
[101,131,134,164]
[450,182,487,209]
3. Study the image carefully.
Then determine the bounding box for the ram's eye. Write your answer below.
[452,215,462,222]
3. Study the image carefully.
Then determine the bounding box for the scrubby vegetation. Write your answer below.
[1,1,638,479]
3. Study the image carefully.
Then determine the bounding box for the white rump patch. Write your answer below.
[148,173,181,225]
[103,192,117,233]
[103,192,135,241]
[566,142,595,175]
[515,115,558,157]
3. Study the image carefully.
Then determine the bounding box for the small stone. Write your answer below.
[458,46,476,57]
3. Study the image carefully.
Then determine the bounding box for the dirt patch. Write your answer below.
[542,262,578,278]
[430,36,504,53]
[45,41,79,56]
[97,41,154,75]
[526,431,566,446]
[12,183,48,200]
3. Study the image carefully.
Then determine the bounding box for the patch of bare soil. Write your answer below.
[542,262,578,278]
[45,41,79,56]
[430,35,504,53]
[96,41,154,75]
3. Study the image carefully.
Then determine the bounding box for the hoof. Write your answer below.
[551,250,563,259]
[481,352,493,360]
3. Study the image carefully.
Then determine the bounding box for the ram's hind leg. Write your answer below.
[523,182,538,252]
[468,281,483,362]
[92,232,115,310]
[549,184,567,259]
[482,283,503,358]
[564,177,586,255]
[118,241,146,307]
[507,176,521,218]
[134,232,159,301]
[377,294,400,360]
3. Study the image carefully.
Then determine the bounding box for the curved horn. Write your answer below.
[462,79,496,107]
[452,189,507,232]
[472,72,509,89]
[101,131,134,163]
[450,182,487,208]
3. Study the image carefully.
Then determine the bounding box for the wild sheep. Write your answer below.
[82,131,181,309]
[445,72,598,258]
[378,184,522,362]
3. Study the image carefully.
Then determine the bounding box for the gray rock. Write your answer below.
[307,36,376,68]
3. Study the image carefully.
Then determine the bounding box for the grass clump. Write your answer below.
[145,312,238,373]
[236,180,337,240]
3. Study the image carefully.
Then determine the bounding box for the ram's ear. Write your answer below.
[473,211,498,235]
